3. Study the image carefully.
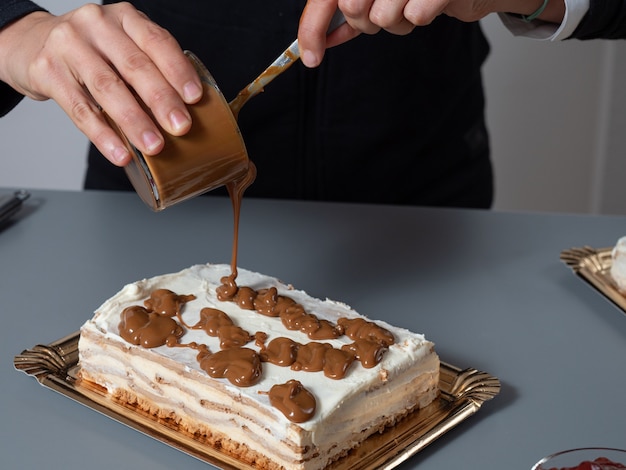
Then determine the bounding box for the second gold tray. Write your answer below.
[560,246,626,315]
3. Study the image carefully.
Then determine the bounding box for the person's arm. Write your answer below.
[0,0,46,32]
[298,0,567,67]
[0,3,202,166]
[0,0,46,115]
[499,0,588,41]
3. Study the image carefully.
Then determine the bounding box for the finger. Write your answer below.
[49,16,167,156]
[339,0,381,35]
[48,69,134,166]
[98,43,193,140]
[82,4,195,139]
[25,15,162,161]
[324,22,361,49]
[118,5,203,105]
[86,63,166,156]
[368,0,415,35]
[298,0,341,67]
[403,0,448,26]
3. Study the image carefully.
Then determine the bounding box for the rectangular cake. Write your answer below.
[78,264,439,470]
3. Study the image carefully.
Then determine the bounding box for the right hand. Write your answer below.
[0,2,203,166]
[298,0,564,68]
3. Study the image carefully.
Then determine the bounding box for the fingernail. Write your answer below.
[301,49,319,68]
[183,80,202,102]
[142,130,163,153]
[112,145,130,165]
[169,109,192,133]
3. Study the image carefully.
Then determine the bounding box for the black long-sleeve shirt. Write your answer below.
[571,0,626,39]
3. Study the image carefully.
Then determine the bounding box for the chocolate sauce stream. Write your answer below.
[225,162,257,280]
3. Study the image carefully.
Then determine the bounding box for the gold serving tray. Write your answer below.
[14,332,500,470]
[560,246,626,314]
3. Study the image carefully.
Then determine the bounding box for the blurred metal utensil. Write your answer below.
[0,190,30,224]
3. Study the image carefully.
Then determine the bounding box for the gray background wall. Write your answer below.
[2,1,625,214]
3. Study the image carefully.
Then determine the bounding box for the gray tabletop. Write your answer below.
[2,188,625,470]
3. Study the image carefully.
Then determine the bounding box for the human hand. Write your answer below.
[298,0,564,67]
[298,0,496,67]
[0,2,203,166]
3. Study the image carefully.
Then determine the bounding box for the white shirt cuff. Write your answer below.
[498,0,590,41]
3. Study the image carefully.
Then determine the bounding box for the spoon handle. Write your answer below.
[229,10,346,116]
[228,39,300,116]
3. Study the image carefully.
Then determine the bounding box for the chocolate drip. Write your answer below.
[118,305,185,348]
[338,317,395,346]
[260,337,355,380]
[115,283,396,421]
[197,347,262,387]
[268,380,316,423]
[143,289,197,328]
[216,274,238,301]
[259,337,299,366]
[144,289,196,317]
[322,348,358,380]
[342,340,388,369]
[234,286,257,309]
[217,278,344,341]
[215,161,256,302]
[254,288,279,317]
[225,163,257,280]
[192,307,253,349]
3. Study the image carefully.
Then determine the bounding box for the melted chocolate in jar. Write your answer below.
[122,72,255,210]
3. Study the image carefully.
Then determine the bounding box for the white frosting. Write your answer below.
[611,237,626,291]
[79,263,438,468]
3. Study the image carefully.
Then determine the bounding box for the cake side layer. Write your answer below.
[80,323,438,468]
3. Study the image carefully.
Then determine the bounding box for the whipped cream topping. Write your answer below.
[611,236,626,291]
[84,263,436,432]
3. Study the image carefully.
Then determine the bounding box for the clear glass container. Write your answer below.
[115,51,251,211]
[532,447,626,470]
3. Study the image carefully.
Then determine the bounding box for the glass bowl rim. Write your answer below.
[532,447,626,469]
